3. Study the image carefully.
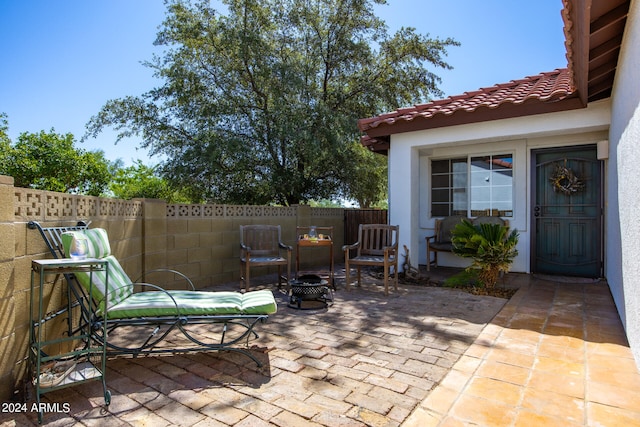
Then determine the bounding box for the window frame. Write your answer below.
[430,153,514,218]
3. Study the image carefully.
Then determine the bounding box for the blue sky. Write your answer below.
[0,0,566,167]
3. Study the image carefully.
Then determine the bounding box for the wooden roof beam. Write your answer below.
[590,1,629,35]
[569,0,591,106]
[589,33,624,62]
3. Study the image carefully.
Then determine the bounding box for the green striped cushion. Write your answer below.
[71,255,134,314]
[240,289,279,314]
[60,229,278,319]
[62,228,111,258]
[106,289,277,319]
[62,230,133,312]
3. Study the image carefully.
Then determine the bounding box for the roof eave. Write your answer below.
[363,95,584,141]
[563,0,590,106]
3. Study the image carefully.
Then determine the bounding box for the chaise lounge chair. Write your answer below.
[29,221,277,367]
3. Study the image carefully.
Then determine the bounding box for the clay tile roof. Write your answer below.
[358,68,575,134]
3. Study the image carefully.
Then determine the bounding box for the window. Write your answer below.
[431,154,513,217]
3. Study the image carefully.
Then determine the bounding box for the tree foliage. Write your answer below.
[344,142,388,208]
[109,160,191,202]
[0,125,113,196]
[0,113,10,147]
[85,0,458,205]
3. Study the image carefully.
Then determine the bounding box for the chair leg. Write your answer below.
[240,262,245,291]
[393,262,399,291]
[383,264,389,296]
[286,259,291,288]
[345,260,350,291]
[278,263,289,289]
[427,247,438,272]
[356,267,361,287]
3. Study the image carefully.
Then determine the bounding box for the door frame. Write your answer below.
[530,145,604,277]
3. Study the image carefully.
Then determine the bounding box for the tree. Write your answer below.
[85,0,458,205]
[0,127,113,196]
[109,160,191,202]
[0,113,11,169]
[0,113,9,146]
[343,142,388,208]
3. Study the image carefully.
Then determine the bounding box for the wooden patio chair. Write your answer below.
[343,224,399,296]
[240,225,292,291]
[426,216,508,270]
[426,216,465,271]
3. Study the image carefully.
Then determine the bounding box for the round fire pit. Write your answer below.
[288,274,333,310]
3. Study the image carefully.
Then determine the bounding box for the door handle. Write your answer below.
[534,206,540,217]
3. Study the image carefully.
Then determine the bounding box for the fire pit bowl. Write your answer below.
[288,274,332,309]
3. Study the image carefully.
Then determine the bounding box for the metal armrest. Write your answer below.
[134,269,195,290]
[95,282,183,318]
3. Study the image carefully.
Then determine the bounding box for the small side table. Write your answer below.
[295,226,334,288]
[30,258,111,423]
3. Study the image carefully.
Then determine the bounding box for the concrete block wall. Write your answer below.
[1,176,346,400]
[0,175,16,401]
[161,204,345,290]
[10,187,147,401]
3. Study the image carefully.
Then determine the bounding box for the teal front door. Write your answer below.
[532,146,602,277]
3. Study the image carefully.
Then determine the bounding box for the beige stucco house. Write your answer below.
[358,0,640,365]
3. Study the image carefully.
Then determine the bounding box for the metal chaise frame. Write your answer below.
[28,221,272,367]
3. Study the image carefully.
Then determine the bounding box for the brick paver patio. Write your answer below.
[5,267,639,426]
[3,267,509,426]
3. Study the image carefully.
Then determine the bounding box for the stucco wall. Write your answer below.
[388,102,610,273]
[609,0,640,365]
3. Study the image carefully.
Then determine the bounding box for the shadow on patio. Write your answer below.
[4,266,639,426]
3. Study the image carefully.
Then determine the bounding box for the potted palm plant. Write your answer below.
[451,219,519,289]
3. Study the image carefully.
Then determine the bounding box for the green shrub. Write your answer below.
[451,220,519,288]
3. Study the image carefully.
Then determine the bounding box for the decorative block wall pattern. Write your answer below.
[166,204,297,218]
[4,180,359,401]
[14,188,143,221]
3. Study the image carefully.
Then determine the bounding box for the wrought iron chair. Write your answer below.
[342,224,399,296]
[240,225,292,291]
